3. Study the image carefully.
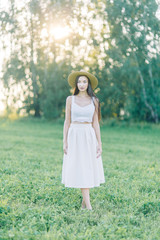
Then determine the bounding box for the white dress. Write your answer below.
[61,95,105,188]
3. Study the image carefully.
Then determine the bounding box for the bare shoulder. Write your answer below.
[93,96,99,108]
[66,95,72,101]
[66,95,72,106]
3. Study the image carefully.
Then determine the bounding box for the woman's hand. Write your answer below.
[63,142,68,155]
[96,144,102,158]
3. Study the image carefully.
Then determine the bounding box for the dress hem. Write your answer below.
[61,181,105,188]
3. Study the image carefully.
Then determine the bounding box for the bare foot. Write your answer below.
[86,203,92,210]
[86,206,92,210]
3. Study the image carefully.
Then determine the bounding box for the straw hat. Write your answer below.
[68,69,98,90]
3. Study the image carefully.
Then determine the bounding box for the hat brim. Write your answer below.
[68,71,98,90]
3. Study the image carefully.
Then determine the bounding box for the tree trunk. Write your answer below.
[30,12,41,118]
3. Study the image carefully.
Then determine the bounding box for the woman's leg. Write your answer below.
[80,188,92,210]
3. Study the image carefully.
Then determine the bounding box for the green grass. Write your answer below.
[0,117,160,240]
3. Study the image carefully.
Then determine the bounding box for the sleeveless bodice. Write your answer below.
[71,95,95,123]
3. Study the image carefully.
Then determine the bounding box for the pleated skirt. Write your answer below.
[61,123,105,188]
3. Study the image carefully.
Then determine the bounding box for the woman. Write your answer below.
[61,69,105,210]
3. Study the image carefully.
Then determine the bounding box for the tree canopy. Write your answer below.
[0,0,160,123]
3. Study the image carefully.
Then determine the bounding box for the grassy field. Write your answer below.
[0,117,160,240]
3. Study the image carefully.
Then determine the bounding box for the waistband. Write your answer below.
[71,122,92,124]
[70,122,92,127]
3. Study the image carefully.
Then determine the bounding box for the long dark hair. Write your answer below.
[73,75,102,123]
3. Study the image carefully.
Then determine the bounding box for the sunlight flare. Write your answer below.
[40,25,70,40]
[49,25,70,39]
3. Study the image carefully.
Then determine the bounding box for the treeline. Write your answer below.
[0,0,160,123]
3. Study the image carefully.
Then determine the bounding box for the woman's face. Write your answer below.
[77,76,88,92]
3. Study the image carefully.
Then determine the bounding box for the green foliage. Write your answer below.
[39,61,70,119]
[102,0,160,123]
[137,201,160,216]
[0,118,160,239]
[0,0,160,123]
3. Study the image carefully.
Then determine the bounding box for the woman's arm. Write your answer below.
[63,96,71,144]
[92,98,102,146]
